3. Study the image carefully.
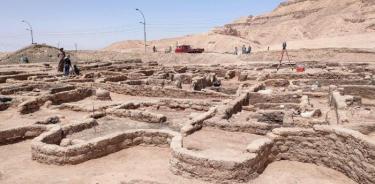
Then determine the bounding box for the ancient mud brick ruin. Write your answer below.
[0,59,374,184]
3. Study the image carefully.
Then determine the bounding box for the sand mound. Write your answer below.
[0,44,61,64]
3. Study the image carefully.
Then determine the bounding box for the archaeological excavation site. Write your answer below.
[1,49,375,184]
[1,0,375,184]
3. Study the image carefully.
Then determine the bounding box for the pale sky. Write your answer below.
[0,0,284,51]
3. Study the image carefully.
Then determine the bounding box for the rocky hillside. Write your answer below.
[105,0,375,53]
[214,0,375,49]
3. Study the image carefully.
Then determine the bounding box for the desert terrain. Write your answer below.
[105,0,375,53]
[0,0,375,184]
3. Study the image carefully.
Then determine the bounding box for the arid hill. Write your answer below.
[214,0,375,50]
[0,44,61,64]
[104,0,375,53]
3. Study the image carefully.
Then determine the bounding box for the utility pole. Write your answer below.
[136,8,147,53]
[21,20,34,44]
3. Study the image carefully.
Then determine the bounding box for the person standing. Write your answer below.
[247,45,252,54]
[20,54,29,63]
[234,47,238,55]
[57,48,66,72]
[242,45,247,54]
[153,46,157,53]
[63,55,72,76]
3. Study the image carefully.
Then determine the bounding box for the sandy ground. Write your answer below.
[0,140,207,184]
[65,93,161,111]
[0,107,89,129]
[0,140,357,184]
[368,132,375,139]
[251,160,357,184]
[67,116,166,141]
[183,127,265,160]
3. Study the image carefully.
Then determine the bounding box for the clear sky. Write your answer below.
[0,0,283,51]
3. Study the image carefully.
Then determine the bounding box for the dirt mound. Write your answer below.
[0,44,61,64]
[0,52,8,60]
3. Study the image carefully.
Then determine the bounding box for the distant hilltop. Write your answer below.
[0,44,61,64]
[104,0,375,53]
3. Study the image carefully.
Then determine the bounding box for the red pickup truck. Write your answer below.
[175,45,204,53]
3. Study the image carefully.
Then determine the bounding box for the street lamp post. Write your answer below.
[136,8,147,53]
[21,20,34,44]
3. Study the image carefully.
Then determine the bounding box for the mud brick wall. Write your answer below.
[181,107,217,136]
[50,88,92,105]
[0,125,48,145]
[205,119,279,135]
[292,79,372,86]
[102,75,127,83]
[270,126,375,184]
[107,109,167,124]
[248,93,301,104]
[94,83,230,99]
[0,84,35,95]
[343,85,375,99]
[18,88,93,114]
[170,136,273,183]
[0,73,48,83]
[49,85,76,94]
[31,128,177,165]
[264,72,363,80]
[158,99,213,111]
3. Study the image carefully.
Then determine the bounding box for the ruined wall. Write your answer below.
[32,126,177,165]
[249,93,301,104]
[270,126,375,184]
[0,73,48,83]
[18,88,93,114]
[94,83,230,99]
[203,83,282,135]
[343,85,375,99]
[107,109,167,124]
[158,99,213,111]
[170,136,273,183]
[262,72,363,81]
[0,125,48,145]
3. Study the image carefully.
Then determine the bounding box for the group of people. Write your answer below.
[153,45,173,53]
[234,45,252,55]
[57,48,79,76]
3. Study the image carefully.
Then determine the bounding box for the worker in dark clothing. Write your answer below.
[213,80,221,87]
[234,47,238,55]
[242,45,247,54]
[153,46,157,53]
[73,65,80,75]
[282,42,287,50]
[57,48,66,72]
[63,55,72,76]
[20,54,29,63]
[247,46,252,54]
